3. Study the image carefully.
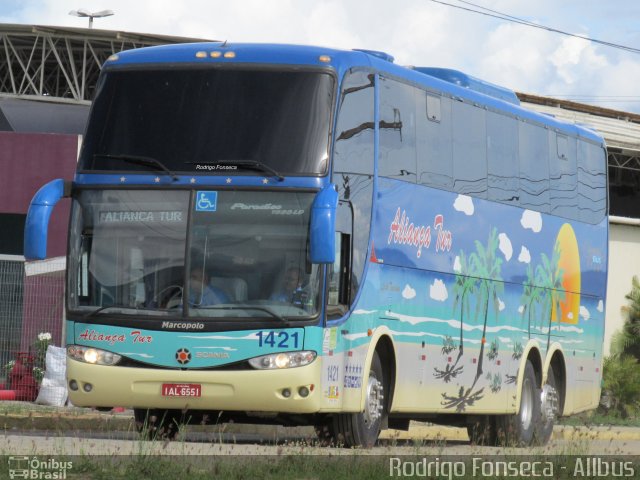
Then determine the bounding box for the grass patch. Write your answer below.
[558,412,640,428]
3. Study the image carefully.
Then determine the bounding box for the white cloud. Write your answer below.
[402,284,416,300]
[580,306,591,321]
[498,233,512,261]
[518,246,531,264]
[521,210,542,233]
[429,279,448,302]
[597,300,604,312]
[453,256,461,273]
[2,1,639,116]
[498,298,505,311]
[518,305,524,314]
[453,195,474,216]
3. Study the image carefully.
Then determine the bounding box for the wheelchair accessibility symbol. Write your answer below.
[195,191,218,212]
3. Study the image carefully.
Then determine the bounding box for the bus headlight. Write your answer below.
[248,351,316,370]
[67,345,121,366]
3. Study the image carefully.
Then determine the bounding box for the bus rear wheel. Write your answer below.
[496,360,540,446]
[134,408,180,440]
[534,365,559,445]
[315,351,387,448]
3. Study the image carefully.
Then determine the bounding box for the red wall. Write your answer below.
[0,132,78,257]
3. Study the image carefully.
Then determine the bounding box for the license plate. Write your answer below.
[161,383,201,397]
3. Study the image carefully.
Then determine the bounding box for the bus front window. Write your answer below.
[67,189,320,320]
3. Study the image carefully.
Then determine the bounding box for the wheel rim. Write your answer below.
[363,372,384,425]
[520,377,533,430]
[541,383,559,422]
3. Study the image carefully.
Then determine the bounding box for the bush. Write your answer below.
[600,355,640,418]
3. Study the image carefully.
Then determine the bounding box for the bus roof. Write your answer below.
[106,42,605,147]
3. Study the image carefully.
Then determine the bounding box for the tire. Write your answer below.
[534,366,559,445]
[314,351,387,448]
[466,415,497,446]
[134,408,180,440]
[496,360,540,447]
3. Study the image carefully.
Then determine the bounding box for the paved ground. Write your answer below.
[2,400,640,444]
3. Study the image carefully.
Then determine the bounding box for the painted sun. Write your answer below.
[553,223,581,324]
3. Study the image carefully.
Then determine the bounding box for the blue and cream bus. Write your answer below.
[25,43,607,447]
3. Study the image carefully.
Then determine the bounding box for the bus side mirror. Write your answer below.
[24,179,71,260]
[309,184,338,264]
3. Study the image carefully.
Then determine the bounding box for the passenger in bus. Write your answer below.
[189,267,230,306]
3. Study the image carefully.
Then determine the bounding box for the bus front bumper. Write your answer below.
[66,358,323,413]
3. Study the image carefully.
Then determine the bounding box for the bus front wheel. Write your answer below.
[315,351,387,448]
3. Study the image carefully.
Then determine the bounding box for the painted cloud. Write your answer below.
[453,256,462,273]
[402,284,416,300]
[518,246,531,264]
[498,233,513,261]
[429,279,448,302]
[580,306,590,321]
[453,195,474,216]
[521,210,542,233]
[597,300,604,312]
[498,298,506,311]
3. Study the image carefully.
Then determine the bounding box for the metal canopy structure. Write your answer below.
[0,23,212,104]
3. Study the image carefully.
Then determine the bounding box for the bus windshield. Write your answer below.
[78,67,334,175]
[68,189,321,320]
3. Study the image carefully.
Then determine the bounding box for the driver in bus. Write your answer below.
[189,265,229,306]
[270,266,308,306]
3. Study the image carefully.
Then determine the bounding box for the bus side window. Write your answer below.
[379,77,417,182]
[519,121,550,213]
[487,111,518,204]
[578,140,607,224]
[550,133,578,218]
[452,100,487,198]
[333,71,375,176]
[417,91,453,189]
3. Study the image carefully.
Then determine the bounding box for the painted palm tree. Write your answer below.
[435,252,478,383]
[451,251,478,358]
[470,228,504,384]
[520,263,543,338]
[535,245,565,350]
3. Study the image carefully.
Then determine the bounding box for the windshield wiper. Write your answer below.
[216,160,284,182]
[94,154,179,181]
[82,304,136,320]
[196,306,290,325]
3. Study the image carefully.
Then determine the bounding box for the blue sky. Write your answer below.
[2,0,639,113]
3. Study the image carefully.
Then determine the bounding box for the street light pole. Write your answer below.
[68,9,114,28]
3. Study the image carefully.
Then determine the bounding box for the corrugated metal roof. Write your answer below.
[518,92,640,152]
[0,23,212,44]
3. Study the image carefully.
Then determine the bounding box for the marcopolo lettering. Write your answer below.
[161,321,205,330]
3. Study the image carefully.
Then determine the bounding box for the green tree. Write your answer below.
[613,275,640,360]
